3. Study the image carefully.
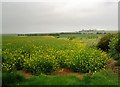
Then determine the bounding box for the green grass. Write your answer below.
[2,69,118,86]
[21,69,119,85]
[59,33,100,39]
[82,69,119,85]
[18,75,82,85]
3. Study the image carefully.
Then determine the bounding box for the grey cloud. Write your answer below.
[2,1,118,34]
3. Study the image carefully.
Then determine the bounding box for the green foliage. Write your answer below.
[82,38,99,49]
[23,55,58,74]
[65,49,109,73]
[2,36,109,74]
[2,72,25,86]
[68,36,76,40]
[109,33,120,61]
[60,33,99,39]
[115,59,120,66]
[97,34,113,51]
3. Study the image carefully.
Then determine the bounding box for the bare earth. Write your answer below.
[17,70,33,79]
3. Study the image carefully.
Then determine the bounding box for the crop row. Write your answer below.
[2,36,110,74]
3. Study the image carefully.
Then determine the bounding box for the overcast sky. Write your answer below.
[2,0,119,34]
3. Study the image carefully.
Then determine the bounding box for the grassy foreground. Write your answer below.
[2,69,119,86]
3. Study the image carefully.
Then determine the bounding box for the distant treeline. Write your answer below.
[18,32,106,36]
[18,33,60,36]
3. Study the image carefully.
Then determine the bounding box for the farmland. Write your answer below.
[2,33,119,86]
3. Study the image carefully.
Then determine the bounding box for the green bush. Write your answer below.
[97,34,113,52]
[65,48,109,73]
[109,33,120,61]
[23,56,59,75]
[2,50,28,72]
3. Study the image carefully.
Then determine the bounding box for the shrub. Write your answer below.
[2,49,28,72]
[65,48,109,73]
[97,34,113,51]
[109,33,120,61]
[23,55,59,75]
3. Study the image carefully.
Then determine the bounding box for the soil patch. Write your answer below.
[17,70,33,79]
[17,69,84,79]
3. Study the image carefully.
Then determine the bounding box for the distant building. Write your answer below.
[78,29,97,34]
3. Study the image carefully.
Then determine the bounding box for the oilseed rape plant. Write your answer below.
[2,36,110,74]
